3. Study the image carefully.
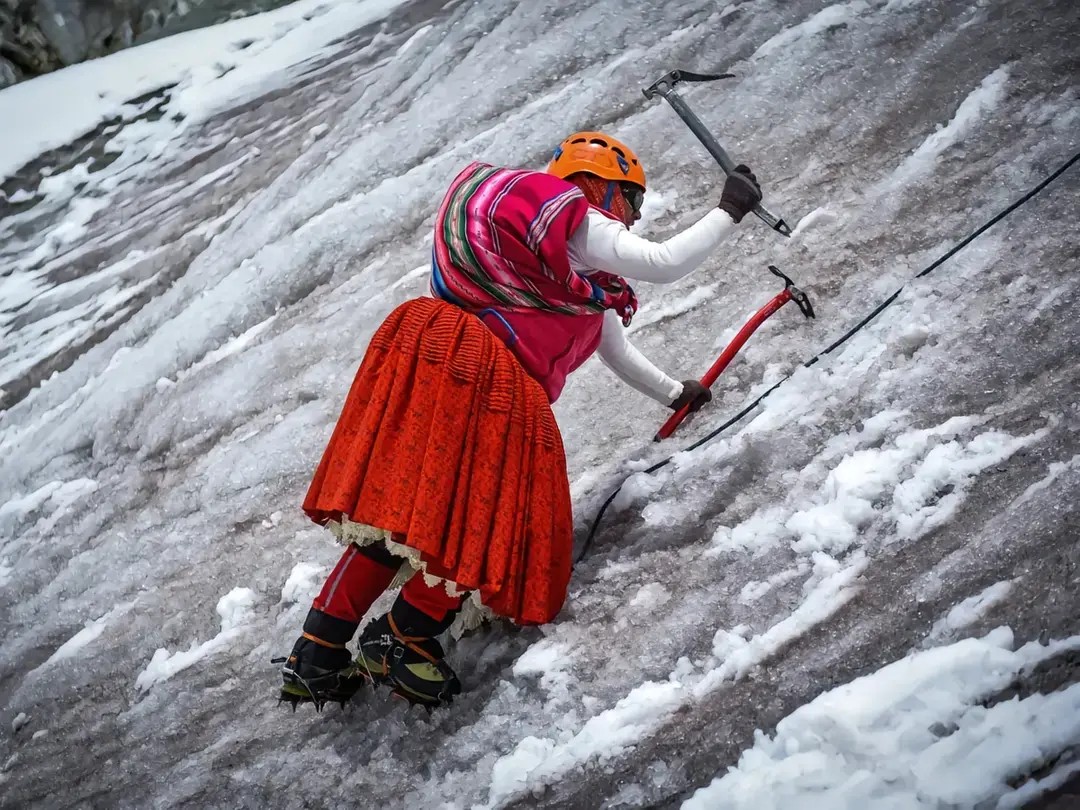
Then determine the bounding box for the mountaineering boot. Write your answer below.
[355,589,462,708]
[279,608,365,710]
[278,542,405,710]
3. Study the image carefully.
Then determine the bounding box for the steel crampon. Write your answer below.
[272,656,455,713]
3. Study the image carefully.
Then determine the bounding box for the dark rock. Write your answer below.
[0,54,19,86]
[0,0,182,84]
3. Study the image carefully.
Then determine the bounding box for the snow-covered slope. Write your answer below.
[1,0,1078,808]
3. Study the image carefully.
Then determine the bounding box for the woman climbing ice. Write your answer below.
[279,131,762,709]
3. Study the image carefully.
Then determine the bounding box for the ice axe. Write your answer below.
[655,265,814,442]
[643,69,793,237]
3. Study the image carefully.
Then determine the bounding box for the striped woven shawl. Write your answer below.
[431,162,636,324]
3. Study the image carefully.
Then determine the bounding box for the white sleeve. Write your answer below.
[567,208,736,283]
[595,309,683,406]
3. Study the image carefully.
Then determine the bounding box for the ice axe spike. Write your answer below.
[643,70,793,237]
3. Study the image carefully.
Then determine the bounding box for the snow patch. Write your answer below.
[483,681,685,810]
[301,123,331,149]
[789,206,840,238]
[628,583,671,610]
[738,566,806,605]
[0,478,98,523]
[135,587,256,691]
[20,194,109,266]
[891,428,1047,540]
[0,0,412,182]
[628,283,719,335]
[395,24,432,56]
[886,66,1010,188]
[774,419,1042,556]
[42,602,137,668]
[998,758,1080,810]
[279,562,326,605]
[682,630,1080,810]
[925,581,1015,644]
[483,555,868,808]
[708,507,791,557]
[177,314,279,380]
[1012,453,1080,508]
[754,2,868,59]
[695,554,867,696]
[513,638,576,698]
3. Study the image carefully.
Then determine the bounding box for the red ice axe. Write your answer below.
[655,265,815,442]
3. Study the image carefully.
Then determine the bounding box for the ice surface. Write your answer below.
[1,0,1078,807]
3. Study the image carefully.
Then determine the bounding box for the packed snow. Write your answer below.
[683,629,1080,810]
[135,587,257,691]
[0,0,412,181]
[1,0,1077,808]
[39,601,137,668]
[924,580,1015,645]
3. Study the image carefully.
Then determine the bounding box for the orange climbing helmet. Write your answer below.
[546,131,647,190]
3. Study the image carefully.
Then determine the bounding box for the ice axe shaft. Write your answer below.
[643,70,793,237]
[655,266,814,442]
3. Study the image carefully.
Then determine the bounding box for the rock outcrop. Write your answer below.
[0,0,181,86]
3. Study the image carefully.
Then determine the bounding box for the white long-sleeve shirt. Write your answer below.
[567,208,736,404]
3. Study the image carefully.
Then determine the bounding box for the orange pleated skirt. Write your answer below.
[302,297,574,625]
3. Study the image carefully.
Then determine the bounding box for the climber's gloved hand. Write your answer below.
[669,379,712,413]
[718,164,762,223]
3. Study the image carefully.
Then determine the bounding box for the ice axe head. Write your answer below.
[769,265,816,319]
[643,69,735,100]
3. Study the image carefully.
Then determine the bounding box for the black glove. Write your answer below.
[669,379,712,413]
[718,164,762,223]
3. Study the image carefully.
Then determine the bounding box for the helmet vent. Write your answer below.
[588,138,609,147]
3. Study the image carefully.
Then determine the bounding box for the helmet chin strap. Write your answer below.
[601,181,616,211]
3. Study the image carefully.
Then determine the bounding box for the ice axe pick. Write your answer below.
[643,69,793,237]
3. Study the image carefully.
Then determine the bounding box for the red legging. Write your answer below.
[312,543,463,626]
